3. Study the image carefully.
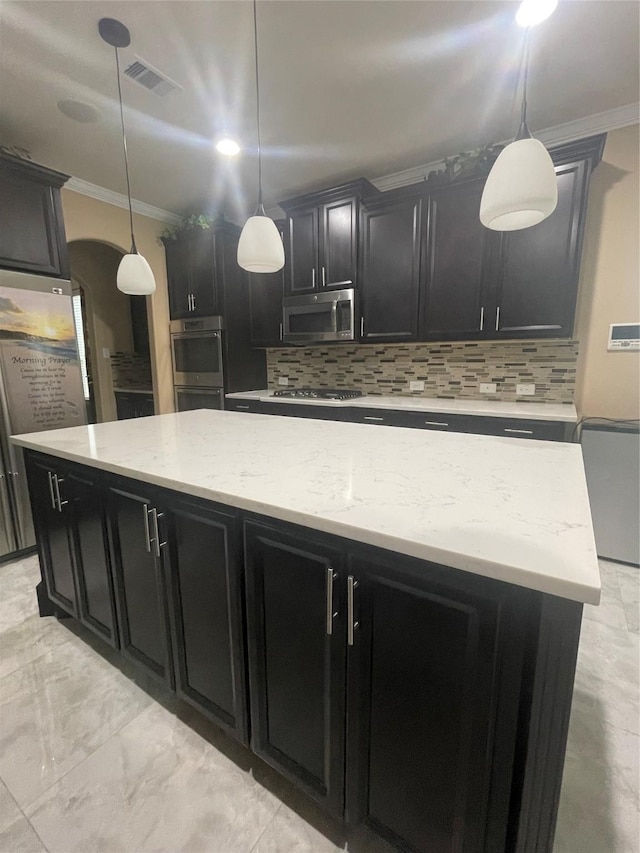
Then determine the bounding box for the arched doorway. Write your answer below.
[67,240,152,423]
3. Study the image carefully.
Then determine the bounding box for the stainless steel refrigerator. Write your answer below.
[0,269,87,560]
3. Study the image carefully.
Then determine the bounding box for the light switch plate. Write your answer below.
[480,383,497,394]
[102,347,110,359]
[409,380,425,392]
[278,376,289,386]
[516,383,536,396]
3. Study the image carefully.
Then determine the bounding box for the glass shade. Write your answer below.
[237,215,285,273]
[117,251,156,295]
[479,138,558,231]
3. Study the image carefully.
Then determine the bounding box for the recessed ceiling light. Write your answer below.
[57,99,100,123]
[515,0,558,28]
[215,138,241,157]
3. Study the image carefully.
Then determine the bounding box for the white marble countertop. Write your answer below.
[12,410,599,604]
[225,390,577,422]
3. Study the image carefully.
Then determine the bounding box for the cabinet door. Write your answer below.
[346,552,528,853]
[67,469,118,647]
[26,459,77,615]
[108,483,173,685]
[244,521,346,815]
[165,498,248,743]
[189,231,218,316]
[423,180,493,339]
[249,222,286,346]
[360,196,422,342]
[0,168,65,277]
[286,208,318,295]
[164,239,192,320]
[319,197,357,288]
[492,160,590,338]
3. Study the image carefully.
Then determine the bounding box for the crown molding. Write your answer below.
[372,102,640,192]
[65,176,182,226]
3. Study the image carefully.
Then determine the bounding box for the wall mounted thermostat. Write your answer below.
[608,323,640,351]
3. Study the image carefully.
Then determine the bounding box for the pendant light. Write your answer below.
[99,18,156,295]
[479,28,558,232]
[237,0,285,273]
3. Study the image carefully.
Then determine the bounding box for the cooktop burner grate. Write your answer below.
[272,388,363,401]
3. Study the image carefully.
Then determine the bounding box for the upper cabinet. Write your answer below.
[358,134,605,344]
[164,227,221,320]
[248,220,287,347]
[281,179,377,297]
[0,153,70,278]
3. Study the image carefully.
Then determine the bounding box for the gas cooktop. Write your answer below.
[272,388,363,401]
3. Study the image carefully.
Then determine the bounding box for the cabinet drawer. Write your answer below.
[225,399,274,415]
[402,411,475,434]
[347,408,408,427]
[470,418,570,442]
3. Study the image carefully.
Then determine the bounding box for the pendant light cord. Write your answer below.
[515,28,532,140]
[114,46,137,252]
[252,0,265,215]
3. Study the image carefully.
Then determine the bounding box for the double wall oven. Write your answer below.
[170,316,224,411]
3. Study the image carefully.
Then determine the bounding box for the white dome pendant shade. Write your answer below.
[238,212,285,273]
[238,0,284,275]
[117,250,156,295]
[479,138,558,231]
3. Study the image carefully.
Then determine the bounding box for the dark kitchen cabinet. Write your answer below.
[244,520,347,815]
[165,496,248,743]
[107,481,173,685]
[345,550,529,853]
[492,159,591,338]
[249,221,286,347]
[114,391,154,420]
[282,179,376,296]
[423,178,493,340]
[0,153,69,278]
[359,194,423,342]
[25,455,117,646]
[163,227,221,320]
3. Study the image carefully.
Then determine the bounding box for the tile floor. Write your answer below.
[0,554,638,853]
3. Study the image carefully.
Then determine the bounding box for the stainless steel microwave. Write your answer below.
[170,316,224,388]
[282,288,355,344]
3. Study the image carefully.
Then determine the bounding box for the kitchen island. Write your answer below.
[12,410,599,853]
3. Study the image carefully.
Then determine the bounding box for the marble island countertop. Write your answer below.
[12,410,599,604]
[225,390,578,422]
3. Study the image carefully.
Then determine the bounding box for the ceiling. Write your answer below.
[1,1,638,221]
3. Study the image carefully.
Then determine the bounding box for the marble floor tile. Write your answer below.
[251,804,343,853]
[583,560,628,631]
[572,617,640,736]
[0,570,39,632]
[0,612,70,680]
[616,564,640,634]
[0,815,47,853]
[1,554,41,583]
[0,778,22,833]
[26,702,282,853]
[0,637,152,809]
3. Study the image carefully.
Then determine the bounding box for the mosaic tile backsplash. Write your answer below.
[267,340,579,404]
[110,352,153,390]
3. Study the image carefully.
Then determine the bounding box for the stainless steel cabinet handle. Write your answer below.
[53,475,68,511]
[279,322,283,342]
[236,404,250,410]
[322,266,326,287]
[504,428,534,435]
[325,567,337,635]
[495,306,500,331]
[47,471,58,511]
[192,293,196,312]
[143,503,152,552]
[347,576,359,646]
[364,416,384,422]
[151,509,166,558]
[360,317,364,338]
[312,268,316,288]
[480,306,484,331]
[424,421,449,427]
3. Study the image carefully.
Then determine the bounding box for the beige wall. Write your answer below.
[575,124,640,420]
[61,190,173,416]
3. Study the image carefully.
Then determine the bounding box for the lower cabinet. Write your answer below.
[244,519,530,852]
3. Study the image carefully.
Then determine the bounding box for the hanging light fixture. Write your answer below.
[237,0,285,273]
[479,27,558,232]
[99,18,156,295]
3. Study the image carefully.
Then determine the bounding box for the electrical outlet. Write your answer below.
[517,383,536,396]
[278,376,289,386]
[409,380,425,392]
[102,347,110,359]
[480,382,497,394]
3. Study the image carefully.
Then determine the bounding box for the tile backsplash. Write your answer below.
[267,340,579,404]
[110,352,153,390]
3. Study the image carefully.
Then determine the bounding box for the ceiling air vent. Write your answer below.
[124,57,181,97]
